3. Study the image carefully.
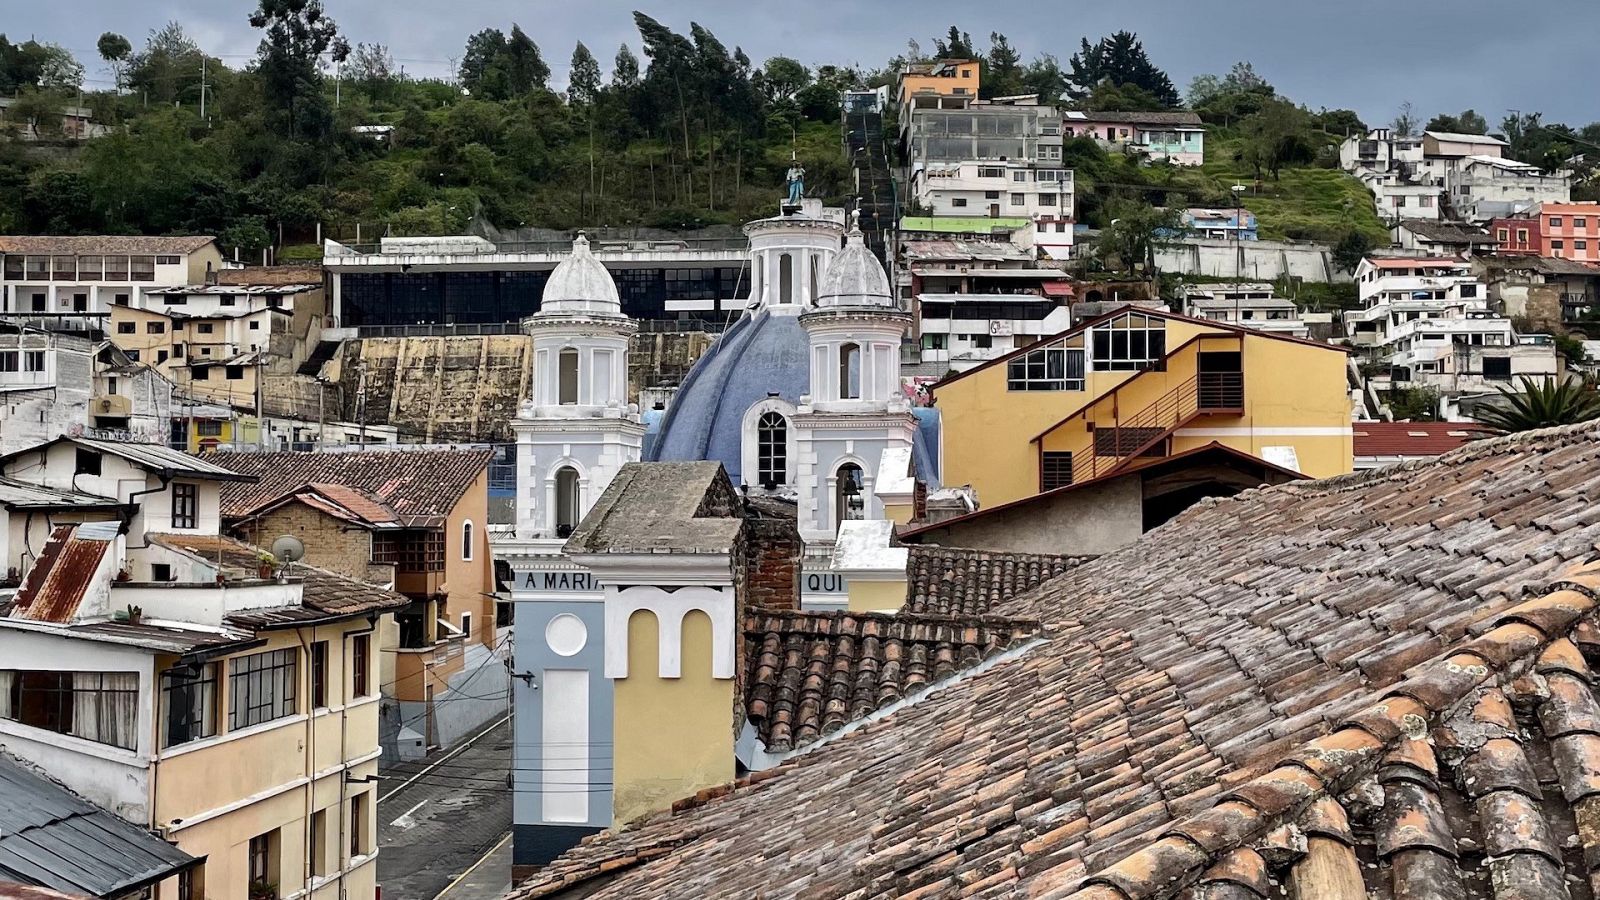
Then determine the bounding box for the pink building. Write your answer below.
[1537,203,1600,262]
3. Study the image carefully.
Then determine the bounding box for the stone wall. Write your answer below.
[629,332,712,399]
[333,336,534,442]
[1155,237,1347,284]
[233,504,394,584]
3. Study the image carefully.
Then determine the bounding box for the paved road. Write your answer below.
[437,834,512,900]
[378,716,513,899]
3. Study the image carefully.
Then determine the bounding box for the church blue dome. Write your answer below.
[646,310,810,482]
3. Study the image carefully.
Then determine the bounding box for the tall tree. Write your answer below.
[983,32,1024,99]
[1065,31,1178,108]
[568,42,600,106]
[1391,101,1418,137]
[1240,97,1315,180]
[35,45,83,91]
[933,26,974,59]
[612,44,640,89]
[460,29,509,98]
[249,0,349,137]
[126,22,204,105]
[504,25,550,95]
[1426,109,1487,135]
[96,33,132,92]
[1021,54,1067,103]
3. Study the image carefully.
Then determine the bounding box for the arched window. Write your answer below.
[461,520,474,561]
[835,463,865,531]
[756,412,787,488]
[558,349,580,405]
[555,467,581,538]
[779,254,794,304]
[839,343,861,399]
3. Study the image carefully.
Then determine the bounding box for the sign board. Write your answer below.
[510,566,601,594]
[988,321,1014,337]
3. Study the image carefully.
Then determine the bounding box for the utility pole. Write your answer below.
[200,57,207,121]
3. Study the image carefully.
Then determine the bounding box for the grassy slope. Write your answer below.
[1200,129,1388,245]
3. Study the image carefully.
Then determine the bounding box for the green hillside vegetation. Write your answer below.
[1,15,1593,263]
[1200,128,1389,245]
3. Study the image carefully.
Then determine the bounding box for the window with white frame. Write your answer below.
[555,467,581,537]
[756,411,787,488]
[1090,312,1167,371]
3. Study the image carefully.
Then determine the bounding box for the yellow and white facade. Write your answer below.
[933,307,1354,509]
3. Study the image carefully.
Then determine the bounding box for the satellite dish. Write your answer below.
[271,535,306,564]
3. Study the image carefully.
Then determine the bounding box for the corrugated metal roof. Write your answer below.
[0,438,255,482]
[0,754,196,897]
[9,525,113,624]
[0,478,122,511]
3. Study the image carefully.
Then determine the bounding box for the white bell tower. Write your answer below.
[512,234,645,542]
[794,217,917,545]
[743,198,846,310]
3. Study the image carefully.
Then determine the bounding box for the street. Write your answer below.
[377,716,514,900]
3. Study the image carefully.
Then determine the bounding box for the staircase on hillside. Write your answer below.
[842,108,897,266]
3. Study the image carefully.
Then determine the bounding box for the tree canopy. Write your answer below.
[1065,32,1179,108]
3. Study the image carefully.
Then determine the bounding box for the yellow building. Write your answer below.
[932,307,1353,510]
[0,524,405,900]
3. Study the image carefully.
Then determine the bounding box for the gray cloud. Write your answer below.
[13,0,1600,127]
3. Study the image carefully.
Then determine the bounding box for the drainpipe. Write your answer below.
[297,625,315,897]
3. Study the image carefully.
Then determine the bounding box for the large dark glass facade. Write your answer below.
[340,265,748,326]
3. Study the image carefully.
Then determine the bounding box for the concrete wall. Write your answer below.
[907,475,1143,555]
[381,638,509,760]
[611,608,735,825]
[334,336,534,443]
[1155,238,1347,284]
[0,333,92,454]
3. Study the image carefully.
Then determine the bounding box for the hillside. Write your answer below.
[1200,128,1389,245]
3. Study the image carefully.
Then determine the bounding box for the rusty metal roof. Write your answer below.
[9,524,116,624]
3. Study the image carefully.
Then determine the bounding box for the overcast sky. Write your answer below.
[14,0,1600,128]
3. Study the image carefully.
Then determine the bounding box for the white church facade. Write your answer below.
[500,197,942,871]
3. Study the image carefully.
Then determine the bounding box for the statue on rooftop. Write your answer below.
[786,161,805,205]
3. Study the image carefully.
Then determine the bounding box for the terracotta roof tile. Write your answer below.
[905,546,1085,616]
[1352,422,1495,458]
[0,235,215,256]
[505,422,1600,900]
[743,610,1039,752]
[210,449,491,528]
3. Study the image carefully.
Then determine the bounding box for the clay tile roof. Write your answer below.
[1353,422,1495,458]
[503,421,1600,900]
[904,545,1086,616]
[208,449,492,529]
[145,533,409,628]
[743,609,1039,752]
[0,235,216,256]
[213,266,323,287]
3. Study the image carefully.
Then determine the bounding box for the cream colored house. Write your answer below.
[0,438,406,900]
